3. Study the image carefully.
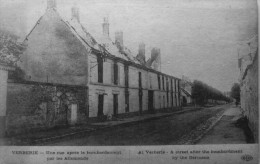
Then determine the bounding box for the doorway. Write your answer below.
[139,90,143,114]
[98,94,104,117]
[113,94,118,116]
[70,104,77,125]
[148,90,154,112]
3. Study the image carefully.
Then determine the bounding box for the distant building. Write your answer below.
[223,91,230,98]
[180,75,193,106]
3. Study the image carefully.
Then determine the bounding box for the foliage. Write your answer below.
[0,29,26,66]
[192,80,230,105]
[230,83,240,102]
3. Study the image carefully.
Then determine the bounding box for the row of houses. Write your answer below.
[0,0,182,135]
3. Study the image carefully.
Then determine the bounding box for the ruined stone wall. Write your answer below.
[240,54,258,142]
[6,81,87,135]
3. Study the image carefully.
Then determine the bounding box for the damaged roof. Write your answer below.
[24,8,141,65]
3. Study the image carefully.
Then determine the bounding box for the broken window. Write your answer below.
[139,72,142,88]
[124,65,129,87]
[171,78,173,91]
[166,78,169,91]
[113,62,119,85]
[162,76,165,90]
[158,74,161,90]
[97,55,103,83]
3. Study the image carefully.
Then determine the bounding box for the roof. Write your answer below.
[95,33,141,64]
[24,9,100,52]
[23,8,181,80]
[181,88,192,97]
[95,35,129,60]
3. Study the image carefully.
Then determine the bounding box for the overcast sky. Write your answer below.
[0,0,258,91]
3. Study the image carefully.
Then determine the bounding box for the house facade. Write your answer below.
[180,75,193,106]
[5,0,181,135]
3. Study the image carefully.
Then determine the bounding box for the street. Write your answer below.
[43,104,231,146]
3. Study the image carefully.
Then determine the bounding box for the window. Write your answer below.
[162,76,165,90]
[139,72,142,88]
[166,78,169,107]
[113,63,119,85]
[158,74,161,90]
[174,79,177,92]
[166,78,169,91]
[124,65,129,87]
[97,55,103,83]
[171,79,173,91]
[177,80,179,92]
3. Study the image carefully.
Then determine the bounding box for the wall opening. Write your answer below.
[97,94,104,117]
[97,55,103,83]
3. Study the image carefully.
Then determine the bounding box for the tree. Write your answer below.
[192,80,230,106]
[231,83,240,103]
[0,29,26,66]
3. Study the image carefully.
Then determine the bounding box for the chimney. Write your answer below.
[151,48,159,61]
[136,42,146,64]
[151,48,161,71]
[115,31,124,51]
[71,5,80,22]
[102,17,109,37]
[47,0,57,10]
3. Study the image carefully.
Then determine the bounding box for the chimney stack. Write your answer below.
[151,48,161,71]
[71,5,80,22]
[47,0,57,10]
[115,31,124,51]
[136,42,146,64]
[102,17,109,37]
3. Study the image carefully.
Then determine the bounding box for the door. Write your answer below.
[139,72,143,114]
[113,94,118,116]
[71,104,77,125]
[148,90,154,112]
[98,94,104,117]
[139,90,143,114]
[125,91,129,112]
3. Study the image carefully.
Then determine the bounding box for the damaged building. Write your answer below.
[3,0,181,135]
[238,35,258,142]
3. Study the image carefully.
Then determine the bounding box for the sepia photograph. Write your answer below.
[0,0,258,163]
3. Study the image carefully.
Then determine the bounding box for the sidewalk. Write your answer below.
[197,105,249,144]
[0,106,202,145]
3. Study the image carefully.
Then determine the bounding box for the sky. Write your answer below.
[0,0,258,92]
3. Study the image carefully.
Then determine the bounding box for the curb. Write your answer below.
[192,105,244,144]
[27,107,204,145]
[191,113,224,144]
[175,105,230,145]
